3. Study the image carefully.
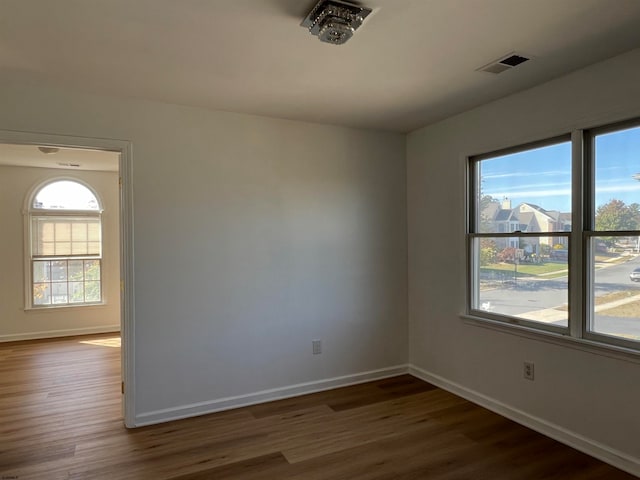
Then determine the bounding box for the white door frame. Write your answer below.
[0,129,136,427]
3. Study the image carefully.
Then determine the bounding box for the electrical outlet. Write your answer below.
[312,340,322,355]
[523,361,535,381]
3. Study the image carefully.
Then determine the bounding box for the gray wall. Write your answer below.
[407,48,640,463]
[0,81,408,420]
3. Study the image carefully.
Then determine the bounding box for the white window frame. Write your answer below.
[582,118,640,350]
[24,178,105,309]
[468,135,571,336]
[467,121,640,354]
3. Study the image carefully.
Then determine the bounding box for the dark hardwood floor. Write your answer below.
[0,334,636,479]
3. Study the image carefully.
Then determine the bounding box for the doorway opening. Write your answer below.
[0,131,134,426]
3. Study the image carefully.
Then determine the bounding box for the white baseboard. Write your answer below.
[0,325,120,343]
[135,364,409,427]
[408,365,640,478]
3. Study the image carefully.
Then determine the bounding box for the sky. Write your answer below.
[480,125,640,213]
[34,180,100,210]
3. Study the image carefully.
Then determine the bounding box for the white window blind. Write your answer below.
[31,216,101,257]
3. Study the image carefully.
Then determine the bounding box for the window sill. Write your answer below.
[461,313,640,364]
[25,303,108,313]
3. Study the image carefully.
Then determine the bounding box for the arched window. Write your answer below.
[28,180,103,307]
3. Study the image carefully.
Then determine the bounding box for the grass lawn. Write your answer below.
[596,290,640,318]
[481,262,567,278]
[555,290,640,312]
[599,301,640,318]
[595,254,629,264]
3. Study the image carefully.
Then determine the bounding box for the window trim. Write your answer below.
[24,178,105,310]
[466,122,640,354]
[461,313,640,364]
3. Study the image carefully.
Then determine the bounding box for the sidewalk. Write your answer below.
[534,260,621,278]
[517,293,640,324]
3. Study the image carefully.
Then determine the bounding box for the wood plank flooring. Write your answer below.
[0,334,636,479]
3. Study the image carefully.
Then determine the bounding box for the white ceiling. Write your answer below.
[2,0,640,133]
[0,144,119,172]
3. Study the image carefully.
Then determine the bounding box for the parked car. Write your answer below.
[550,249,568,260]
[630,267,640,282]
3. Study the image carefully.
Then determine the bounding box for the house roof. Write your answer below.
[2,1,640,132]
[494,210,515,222]
[518,212,535,229]
[519,203,558,221]
[484,201,570,231]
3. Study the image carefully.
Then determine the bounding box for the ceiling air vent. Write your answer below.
[478,52,531,74]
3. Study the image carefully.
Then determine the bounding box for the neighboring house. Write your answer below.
[483,198,571,253]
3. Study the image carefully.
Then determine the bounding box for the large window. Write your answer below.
[588,122,640,345]
[28,180,103,307]
[469,119,640,351]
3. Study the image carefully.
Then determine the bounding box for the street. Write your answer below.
[479,255,640,339]
[594,255,640,295]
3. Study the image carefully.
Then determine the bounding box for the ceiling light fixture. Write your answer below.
[301,0,372,45]
[38,146,60,155]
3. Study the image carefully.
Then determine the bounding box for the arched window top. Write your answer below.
[32,180,100,211]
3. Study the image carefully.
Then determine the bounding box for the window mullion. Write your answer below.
[570,129,585,339]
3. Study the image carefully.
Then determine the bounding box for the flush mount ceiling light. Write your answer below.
[38,146,60,155]
[301,0,372,45]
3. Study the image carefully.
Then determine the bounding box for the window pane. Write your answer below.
[33,180,100,211]
[474,236,568,327]
[590,235,640,342]
[68,260,84,281]
[33,283,51,305]
[33,261,51,282]
[594,126,640,231]
[51,282,68,304]
[51,261,67,281]
[85,260,101,281]
[477,141,571,234]
[69,282,85,303]
[85,281,101,302]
